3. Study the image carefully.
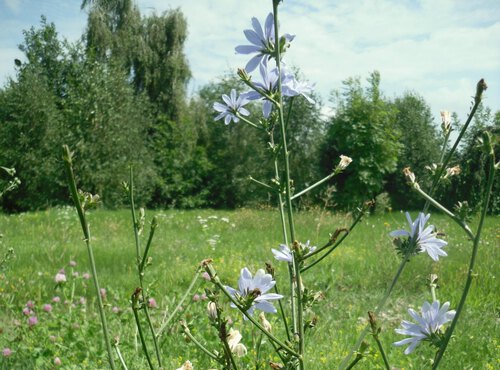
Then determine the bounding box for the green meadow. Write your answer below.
[0,208,498,369]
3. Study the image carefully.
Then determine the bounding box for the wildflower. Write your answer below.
[227,328,247,357]
[235,13,295,72]
[176,360,193,370]
[201,293,208,301]
[49,335,57,342]
[225,267,283,317]
[43,304,53,313]
[28,316,38,327]
[259,312,272,332]
[192,294,201,302]
[2,348,12,357]
[282,77,316,104]
[26,300,35,309]
[82,272,91,280]
[207,301,217,320]
[22,307,32,316]
[271,241,316,263]
[440,110,451,133]
[271,244,293,262]
[390,212,448,261]
[201,271,211,281]
[100,288,107,299]
[69,260,77,267]
[394,300,455,354]
[337,155,353,171]
[112,306,120,314]
[54,357,62,366]
[79,297,86,305]
[148,298,158,309]
[72,271,79,278]
[213,89,250,125]
[54,272,66,284]
[244,63,304,118]
[445,165,461,178]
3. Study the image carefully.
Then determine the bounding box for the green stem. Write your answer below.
[413,186,475,240]
[424,80,485,213]
[113,341,129,370]
[129,169,162,368]
[272,3,303,367]
[156,272,200,338]
[274,283,291,341]
[302,209,365,273]
[62,145,116,370]
[131,292,154,370]
[291,171,338,201]
[339,257,407,369]
[431,141,495,369]
[181,321,220,361]
[372,335,390,370]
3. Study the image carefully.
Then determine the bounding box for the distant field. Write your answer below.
[0,208,498,369]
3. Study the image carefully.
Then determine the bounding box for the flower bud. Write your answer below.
[207,301,217,320]
[440,111,451,133]
[259,312,272,332]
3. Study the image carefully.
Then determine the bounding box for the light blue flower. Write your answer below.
[213,89,250,125]
[394,300,455,354]
[390,212,448,261]
[244,62,305,118]
[272,241,317,263]
[235,13,295,72]
[225,267,283,317]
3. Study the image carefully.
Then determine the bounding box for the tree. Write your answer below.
[320,71,401,209]
[386,92,442,210]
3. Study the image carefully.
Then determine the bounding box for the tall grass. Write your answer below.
[0,208,498,368]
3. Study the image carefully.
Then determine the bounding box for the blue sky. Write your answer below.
[1,0,499,123]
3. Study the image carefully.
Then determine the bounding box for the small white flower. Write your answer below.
[54,272,66,283]
[259,312,272,332]
[337,155,352,170]
[271,244,293,262]
[394,300,455,354]
[227,328,247,357]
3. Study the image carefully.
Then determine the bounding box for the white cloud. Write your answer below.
[3,0,22,13]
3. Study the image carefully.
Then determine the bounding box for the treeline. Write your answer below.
[0,1,498,213]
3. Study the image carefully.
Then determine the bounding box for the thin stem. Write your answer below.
[424,80,486,213]
[274,283,291,341]
[273,3,302,367]
[431,141,495,369]
[181,322,220,361]
[291,171,338,200]
[339,257,407,369]
[113,341,129,370]
[249,176,273,190]
[62,145,116,370]
[131,291,154,370]
[302,209,365,273]
[236,113,265,131]
[128,169,162,368]
[157,272,200,338]
[413,186,475,240]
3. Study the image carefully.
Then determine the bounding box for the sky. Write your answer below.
[1,0,499,124]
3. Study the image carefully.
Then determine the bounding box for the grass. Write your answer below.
[0,207,498,369]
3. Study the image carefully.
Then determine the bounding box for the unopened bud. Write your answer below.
[259,312,272,332]
[475,78,487,104]
[440,111,451,133]
[403,167,416,184]
[207,301,217,320]
[445,165,461,178]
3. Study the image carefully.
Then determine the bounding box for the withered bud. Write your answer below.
[265,262,275,277]
[475,78,488,104]
[403,167,416,184]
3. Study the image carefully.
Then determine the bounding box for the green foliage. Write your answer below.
[444,104,500,214]
[0,19,156,211]
[386,92,442,210]
[321,71,401,209]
